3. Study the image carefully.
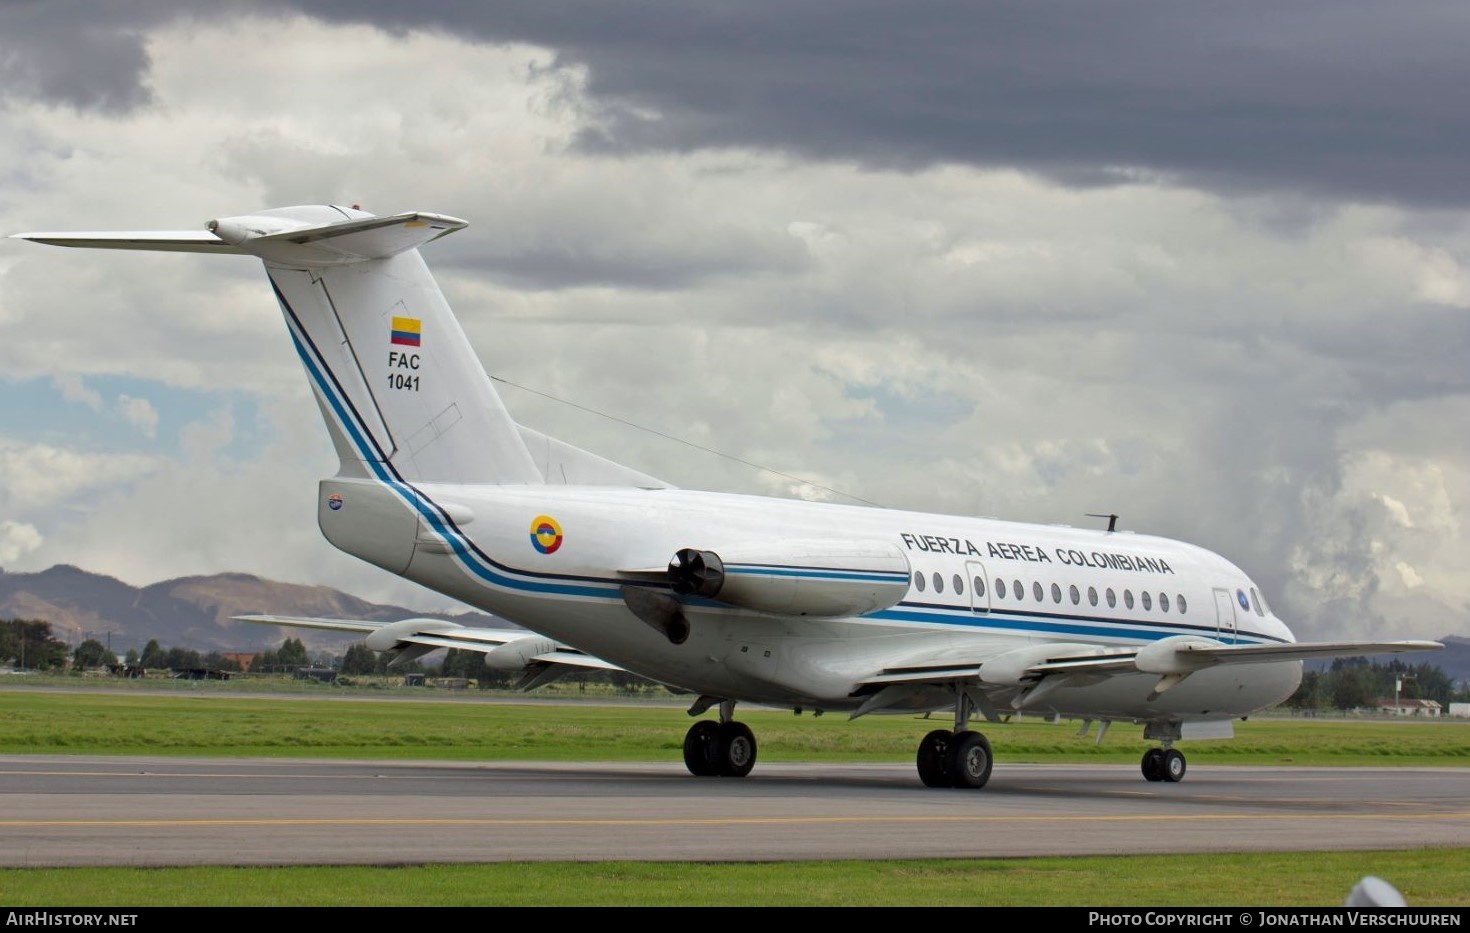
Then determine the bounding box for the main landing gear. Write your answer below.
[1140,745,1187,783]
[683,699,757,777]
[915,691,994,789]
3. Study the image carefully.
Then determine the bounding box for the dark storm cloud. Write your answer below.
[0,2,177,112]
[8,2,1469,203]
[288,0,1470,207]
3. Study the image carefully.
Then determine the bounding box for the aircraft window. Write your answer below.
[1051,582,1062,603]
[1250,587,1265,616]
[1106,588,1117,609]
[1160,592,1170,612]
[1088,586,1098,607]
[1032,581,1044,602]
[914,571,925,593]
[1070,584,1080,605]
[994,578,1005,599]
[953,574,964,595]
[1141,591,1152,611]
[933,572,944,594]
[1013,580,1024,600]
[1178,594,1188,614]
[1123,590,1134,610]
[974,576,986,597]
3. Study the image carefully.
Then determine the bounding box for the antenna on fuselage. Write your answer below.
[1086,512,1119,533]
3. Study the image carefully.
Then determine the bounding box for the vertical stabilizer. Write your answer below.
[222,207,543,486]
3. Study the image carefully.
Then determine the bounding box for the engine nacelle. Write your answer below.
[668,539,910,618]
[364,618,465,652]
[979,642,1117,686]
[482,635,560,672]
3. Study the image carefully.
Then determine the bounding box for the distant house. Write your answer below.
[1449,702,1470,719]
[1373,698,1442,717]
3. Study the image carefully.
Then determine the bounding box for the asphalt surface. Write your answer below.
[1,756,1466,867]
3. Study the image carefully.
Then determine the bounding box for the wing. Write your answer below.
[850,636,1445,717]
[235,614,622,690]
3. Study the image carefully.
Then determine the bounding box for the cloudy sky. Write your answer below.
[1,2,1467,643]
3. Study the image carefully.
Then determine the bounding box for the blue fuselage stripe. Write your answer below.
[273,280,1286,647]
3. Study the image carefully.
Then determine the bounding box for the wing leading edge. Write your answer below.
[851,636,1444,716]
[235,614,622,690]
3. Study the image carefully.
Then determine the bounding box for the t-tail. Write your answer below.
[19,206,540,485]
[13,205,666,572]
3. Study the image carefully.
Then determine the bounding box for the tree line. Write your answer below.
[0,618,658,691]
[2,618,1462,706]
[1281,657,1466,710]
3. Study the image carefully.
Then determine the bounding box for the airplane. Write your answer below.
[13,204,1442,789]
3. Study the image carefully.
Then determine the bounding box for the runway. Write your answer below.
[1,756,1467,867]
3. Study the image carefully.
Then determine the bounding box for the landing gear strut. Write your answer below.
[1141,746,1186,783]
[683,699,757,777]
[915,691,993,789]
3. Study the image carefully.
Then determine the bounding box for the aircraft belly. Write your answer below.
[1027,661,1302,721]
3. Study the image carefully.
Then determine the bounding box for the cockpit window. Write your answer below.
[1250,587,1266,616]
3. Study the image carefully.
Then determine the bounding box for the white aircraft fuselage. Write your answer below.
[337,477,1300,719]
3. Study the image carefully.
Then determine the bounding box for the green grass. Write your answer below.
[1,682,1466,906]
[0,851,1467,906]
[1,685,1467,765]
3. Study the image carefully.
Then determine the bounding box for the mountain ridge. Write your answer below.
[0,564,517,653]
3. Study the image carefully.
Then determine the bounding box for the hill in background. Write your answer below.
[0,564,516,654]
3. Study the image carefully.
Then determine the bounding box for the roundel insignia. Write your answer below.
[530,515,563,555]
[1237,589,1249,611]
[327,493,343,511]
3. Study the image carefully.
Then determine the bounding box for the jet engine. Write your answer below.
[666,539,911,618]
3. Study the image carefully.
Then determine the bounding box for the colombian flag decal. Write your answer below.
[530,515,563,555]
[390,316,422,347]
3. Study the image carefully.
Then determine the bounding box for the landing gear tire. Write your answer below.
[1141,747,1165,782]
[949,731,993,789]
[1162,748,1186,783]
[683,720,722,776]
[916,729,954,787]
[714,721,757,777]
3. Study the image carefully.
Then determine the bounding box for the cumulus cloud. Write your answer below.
[0,438,161,511]
[53,373,103,411]
[0,520,43,564]
[115,394,159,438]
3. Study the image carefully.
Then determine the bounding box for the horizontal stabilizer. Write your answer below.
[238,210,467,262]
[9,230,241,253]
[14,208,468,265]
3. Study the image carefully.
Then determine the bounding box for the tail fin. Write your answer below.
[15,205,542,486]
